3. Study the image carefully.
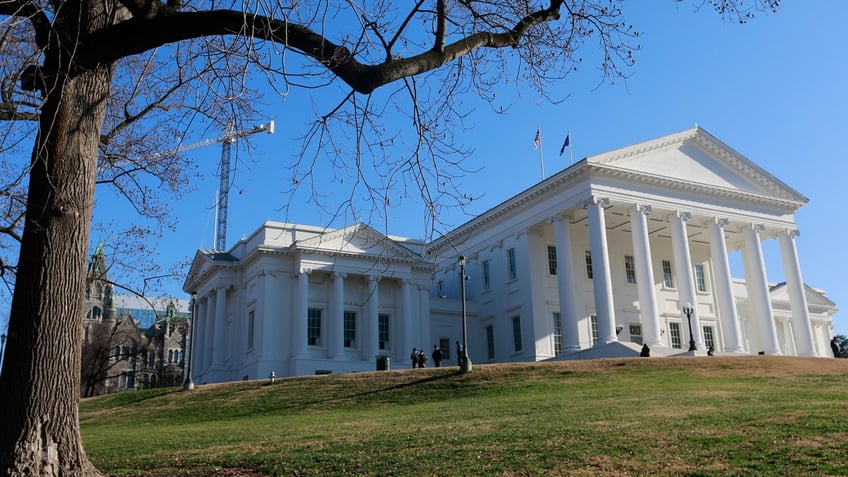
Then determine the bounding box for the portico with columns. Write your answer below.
[184,222,444,383]
[427,126,835,362]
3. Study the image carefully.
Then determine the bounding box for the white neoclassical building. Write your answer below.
[183,127,838,383]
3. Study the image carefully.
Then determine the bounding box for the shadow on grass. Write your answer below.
[273,369,466,411]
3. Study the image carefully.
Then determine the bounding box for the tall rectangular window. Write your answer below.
[511,315,522,352]
[585,251,593,279]
[378,313,390,350]
[307,308,322,346]
[247,309,255,350]
[507,248,517,280]
[662,260,674,288]
[440,337,451,361]
[482,260,491,290]
[669,322,682,349]
[486,325,495,360]
[552,312,563,356]
[547,245,558,275]
[703,326,715,351]
[694,264,707,292]
[625,255,637,284]
[344,311,357,348]
[590,315,599,345]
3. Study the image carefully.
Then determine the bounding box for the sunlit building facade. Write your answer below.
[184,127,838,383]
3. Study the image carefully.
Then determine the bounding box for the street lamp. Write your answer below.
[0,333,6,374]
[459,256,472,373]
[682,303,697,352]
[183,292,197,390]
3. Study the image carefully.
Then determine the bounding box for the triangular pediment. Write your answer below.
[770,282,838,309]
[183,249,238,292]
[295,223,420,262]
[589,127,808,207]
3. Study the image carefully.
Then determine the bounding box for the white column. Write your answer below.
[553,214,580,351]
[779,229,816,356]
[741,224,781,355]
[212,286,227,368]
[291,269,309,359]
[202,292,216,370]
[261,271,284,361]
[331,272,346,359]
[707,218,744,352]
[365,275,380,361]
[669,211,704,349]
[194,296,208,377]
[629,205,662,347]
[400,279,413,364]
[585,196,616,344]
[418,284,431,356]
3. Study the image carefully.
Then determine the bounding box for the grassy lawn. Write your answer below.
[80,356,848,476]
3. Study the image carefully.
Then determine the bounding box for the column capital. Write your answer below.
[548,213,574,225]
[629,204,652,215]
[669,211,692,222]
[785,228,801,239]
[584,196,610,208]
[711,217,730,228]
[333,271,347,280]
[748,223,765,234]
[293,268,312,278]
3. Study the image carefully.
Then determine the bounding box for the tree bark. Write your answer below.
[0,1,116,472]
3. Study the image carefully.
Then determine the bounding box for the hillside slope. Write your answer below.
[80,356,848,476]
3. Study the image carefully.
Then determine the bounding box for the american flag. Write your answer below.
[533,128,541,149]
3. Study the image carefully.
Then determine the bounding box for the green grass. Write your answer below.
[80,356,848,476]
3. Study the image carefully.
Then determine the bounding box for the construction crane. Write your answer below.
[176,119,275,251]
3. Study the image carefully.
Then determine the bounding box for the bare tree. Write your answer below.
[79,318,146,398]
[0,1,779,475]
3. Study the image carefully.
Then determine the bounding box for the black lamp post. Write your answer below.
[0,332,6,374]
[459,256,472,373]
[183,292,198,390]
[682,303,697,352]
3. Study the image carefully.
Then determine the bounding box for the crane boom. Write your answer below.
[175,120,274,154]
[176,120,275,251]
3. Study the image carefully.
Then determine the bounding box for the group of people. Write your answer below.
[411,343,466,368]
[410,345,443,368]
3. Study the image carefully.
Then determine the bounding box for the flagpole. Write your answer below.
[568,129,573,166]
[538,124,545,180]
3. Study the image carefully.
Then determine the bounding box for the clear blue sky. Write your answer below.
[5,3,845,338]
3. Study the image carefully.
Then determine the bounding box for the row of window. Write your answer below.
[481,315,524,363]
[577,249,707,292]
[473,246,708,293]
[549,313,717,356]
[113,345,181,368]
[246,309,393,351]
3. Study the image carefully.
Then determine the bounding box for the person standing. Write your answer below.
[456,340,464,367]
[831,337,841,358]
[410,347,418,368]
[432,345,443,367]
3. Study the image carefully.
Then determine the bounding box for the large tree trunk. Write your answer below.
[0,3,116,473]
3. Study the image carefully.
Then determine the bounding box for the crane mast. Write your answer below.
[178,119,275,251]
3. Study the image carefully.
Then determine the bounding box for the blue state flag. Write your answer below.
[559,133,571,156]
